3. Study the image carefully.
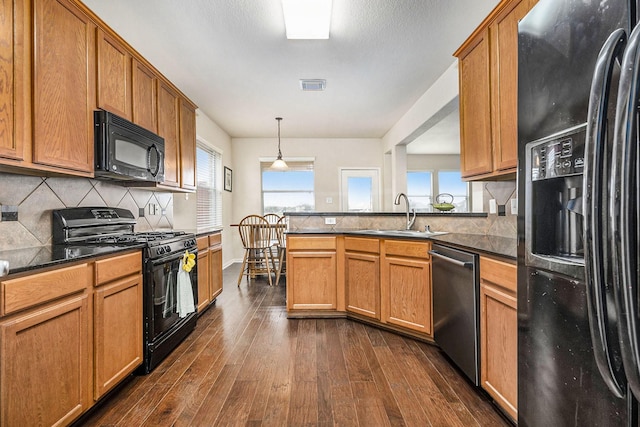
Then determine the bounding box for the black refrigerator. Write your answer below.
[518,0,640,426]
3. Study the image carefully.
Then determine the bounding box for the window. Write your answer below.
[262,161,315,214]
[438,171,469,212]
[340,168,380,212]
[407,171,433,211]
[196,143,223,230]
[407,170,469,212]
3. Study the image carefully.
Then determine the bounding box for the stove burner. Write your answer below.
[83,231,187,245]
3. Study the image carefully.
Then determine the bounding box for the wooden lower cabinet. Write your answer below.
[381,241,433,336]
[345,237,380,320]
[0,294,90,427]
[197,243,211,312]
[0,250,143,426]
[197,231,223,314]
[287,236,339,311]
[480,256,517,420]
[93,270,143,400]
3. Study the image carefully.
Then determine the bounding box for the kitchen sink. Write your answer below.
[356,229,448,238]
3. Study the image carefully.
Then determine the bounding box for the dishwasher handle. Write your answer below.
[429,250,474,269]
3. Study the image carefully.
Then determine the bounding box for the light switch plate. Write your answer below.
[324,217,336,225]
[511,199,518,215]
[489,199,497,214]
[326,197,333,204]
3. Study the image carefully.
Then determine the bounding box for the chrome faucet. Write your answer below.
[394,192,416,230]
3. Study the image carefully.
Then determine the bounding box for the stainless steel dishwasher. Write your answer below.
[430,243,480,386]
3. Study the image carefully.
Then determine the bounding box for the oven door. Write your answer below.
[146,249,198,341]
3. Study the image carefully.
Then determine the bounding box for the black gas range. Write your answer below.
[52,207,198,373]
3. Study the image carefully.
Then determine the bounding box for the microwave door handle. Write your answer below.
[147,144,161,177]
[584,27,627,398]
[614,22,640,400]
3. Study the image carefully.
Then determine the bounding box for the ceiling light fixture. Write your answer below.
[281,0,332,39]
[271,117,288,170]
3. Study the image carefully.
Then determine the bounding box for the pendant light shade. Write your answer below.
[271,117,288,170]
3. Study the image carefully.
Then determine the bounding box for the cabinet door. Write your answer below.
[0,0,28,161]
[94,274,143,400]
[480,282,517,420]
[210,245,223,300]
[197,249,211,312]
[0,294,90,427]
[345,252,380,319]
[32,0,95,173]
[157,81,180,188]
[458,29,492,179]
[490,0,531,172]
[96,28,132,120]
[287,251,337,310]
[179,98,197,190]
[132,59,157,132]
[382,256,431,334]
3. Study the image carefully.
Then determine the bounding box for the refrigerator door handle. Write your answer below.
[584,27,627,398]
[613,21,640,400]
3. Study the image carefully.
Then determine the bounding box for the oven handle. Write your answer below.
[149,248,198,267]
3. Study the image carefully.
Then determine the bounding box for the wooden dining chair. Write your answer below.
[237,215,274,286]
[263,213,281,224]
[273,216,287,286]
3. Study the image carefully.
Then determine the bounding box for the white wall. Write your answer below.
[229,137,383,260]
[173,109,235,267]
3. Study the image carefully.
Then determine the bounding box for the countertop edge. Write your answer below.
[286,229,516,260]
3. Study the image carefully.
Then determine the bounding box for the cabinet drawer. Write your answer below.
[1,263,91,315]
[480,256,516,294]
[345,237,379,254]
[95,251,141,286]
[197,236,209,250]
[208,232,222,247]
[288,236,336,251]
[384,240,431,259]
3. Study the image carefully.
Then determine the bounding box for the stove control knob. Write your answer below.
[157,246,165,255]
[165,245,171,253]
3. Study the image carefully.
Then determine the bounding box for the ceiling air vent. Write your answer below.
[299,79,326,91]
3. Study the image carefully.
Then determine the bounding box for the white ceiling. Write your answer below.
[83,0,498,147]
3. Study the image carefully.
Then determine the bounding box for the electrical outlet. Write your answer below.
[498,204,506,216]
[511,199,518,215]
[324,217,336,225]
[139,207,145,217]
[1,206,18,222]
[326,197,333,204]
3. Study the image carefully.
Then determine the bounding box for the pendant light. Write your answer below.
[271,117,288,170]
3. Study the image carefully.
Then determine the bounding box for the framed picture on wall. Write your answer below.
[224,167,232,192]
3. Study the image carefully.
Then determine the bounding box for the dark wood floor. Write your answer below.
[81,264,510,427]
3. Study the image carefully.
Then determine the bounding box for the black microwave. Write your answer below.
[94,110,165,182]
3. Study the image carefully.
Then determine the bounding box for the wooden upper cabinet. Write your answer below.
[32,0,96,174]
[458,29,493,179]
[455,0,537,180]
[0,0,28,162]
[157,81,180,188]
[490,0,532,172]
[132,59,157,133]
[179,98,197,190]
[96,28,132,120]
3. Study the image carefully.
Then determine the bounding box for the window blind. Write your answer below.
[196,143,223,230]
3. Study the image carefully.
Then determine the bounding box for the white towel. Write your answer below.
[177,259,196,318]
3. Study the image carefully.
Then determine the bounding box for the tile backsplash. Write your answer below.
[0,172,173,251]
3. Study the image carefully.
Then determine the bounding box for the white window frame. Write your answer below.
[339,168,381,212]
[260,158,315,214]
[196,139,223,231]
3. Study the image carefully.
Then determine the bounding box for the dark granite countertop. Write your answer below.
[285,211,487,218]
[0,244,145,278]
[286,229,516,260]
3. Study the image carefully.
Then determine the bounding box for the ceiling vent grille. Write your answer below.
[300,79,326,91]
